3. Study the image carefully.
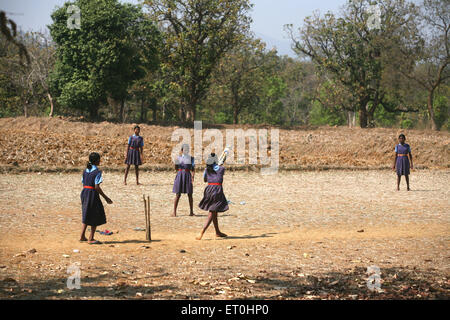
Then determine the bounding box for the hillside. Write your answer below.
[0,117,448,172]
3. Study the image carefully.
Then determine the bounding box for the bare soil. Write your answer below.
[0,117,449,172]
[0,170,448,300]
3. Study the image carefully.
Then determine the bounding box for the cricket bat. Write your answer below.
[218,146,230,165]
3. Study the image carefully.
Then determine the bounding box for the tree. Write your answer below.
[393,0,449,130]
[0,32,41,117]
[287,0,419,128]
[279,57,319,126]
[312,75,358,127]
[0,11,29,65]
[213,37,266,124]
[259,74,287,125]
[145,0,252,122]
[49,0,160,120]
[27,32,56,117]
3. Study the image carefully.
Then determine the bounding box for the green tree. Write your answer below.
[212,37,266,124]
[0,32,46,117]
[145,0,252,122]
[259,75,287,125]
[49,0,160,120]
[309,100,346,126]
[287,0,419,128]
[392,0,449,130]
[279,57,318,126]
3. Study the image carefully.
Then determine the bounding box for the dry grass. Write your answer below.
[0,170,448,299]
[0,117,449,171]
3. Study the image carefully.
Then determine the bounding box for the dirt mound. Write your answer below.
[0,117,448,171]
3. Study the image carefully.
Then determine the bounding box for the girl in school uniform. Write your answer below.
[172,144,195,217]
[393,133,414,191]
[80,152,113,244]
[124,125,144,185]
[196,153,228,240]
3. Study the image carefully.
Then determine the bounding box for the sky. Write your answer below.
[0,0,348,57]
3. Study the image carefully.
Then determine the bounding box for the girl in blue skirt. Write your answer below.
[393,134,414,191]
[172,144,195,217]
[196,153,228,240]
[124,125,144,185]
[80,152,113,244]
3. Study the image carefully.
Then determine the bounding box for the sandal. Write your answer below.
[88,240,102,245]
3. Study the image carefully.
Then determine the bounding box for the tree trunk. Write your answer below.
[427,88,438,131]
[89,105,99,120]
[179,107,186,122]
[233,107,239,125]
[47,93,54,117]
[367,111,375,128]
[233,89,239,124]
[186,106,195,122]
[347,111,355,128]
[140,98,146,123]
[24,99,28,118]
[119,99,125,123]
[186,97,197,122]
[367,96,379,128]
[151,102,157,122]
[358,107,368,128]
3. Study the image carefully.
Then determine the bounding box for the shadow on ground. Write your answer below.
[0,273,177,300]
[237,266,449,300]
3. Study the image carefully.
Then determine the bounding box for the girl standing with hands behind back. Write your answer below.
[393,134,414,191]
[172,144,196,217]
[124,125,144,185]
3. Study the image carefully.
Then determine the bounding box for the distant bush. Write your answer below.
[401,119,414,129]
[434,95,449,130]
[309,101,346,126]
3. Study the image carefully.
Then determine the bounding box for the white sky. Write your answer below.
[0,0,348,56]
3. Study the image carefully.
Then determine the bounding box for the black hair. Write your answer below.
[398,134,406,139]
[134,125,140,130]
[87,152,100,169]
[206,153,217,174]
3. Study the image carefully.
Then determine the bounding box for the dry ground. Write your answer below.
[0,170,449,300]
[0,117,449,171]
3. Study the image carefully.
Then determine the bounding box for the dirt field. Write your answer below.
[0,117,449,171]
[0,170,448,300]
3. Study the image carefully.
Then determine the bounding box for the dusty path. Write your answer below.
[0,170,449,299]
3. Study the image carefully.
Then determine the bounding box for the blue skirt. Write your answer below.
[125,148,141,165]
[81,189,106,227]
[199,185,229,212]
[173,171,193,194]
[396,156,410,176]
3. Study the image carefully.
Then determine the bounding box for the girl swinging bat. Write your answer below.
[196,152,229,240]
